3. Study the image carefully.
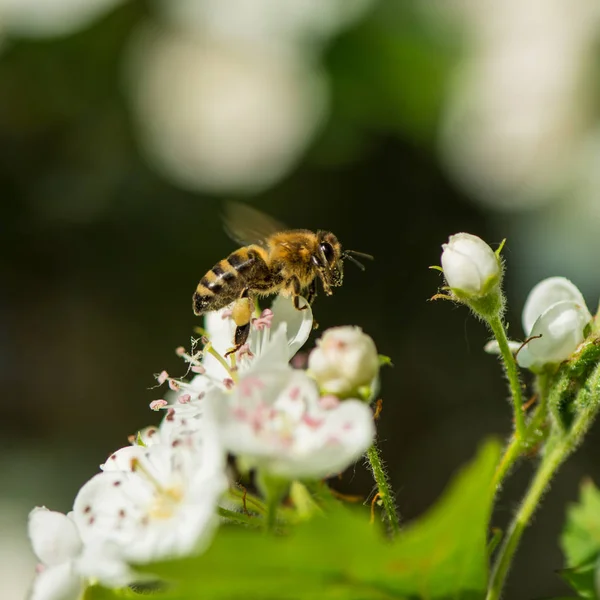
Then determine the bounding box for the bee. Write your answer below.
[192,202,372,355]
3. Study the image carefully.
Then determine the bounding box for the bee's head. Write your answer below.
[316,231,344,287]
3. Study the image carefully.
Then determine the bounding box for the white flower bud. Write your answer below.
[308,326,379,397]
[521,277,589,336]
[441,233,500,297]
[517,277,592,370]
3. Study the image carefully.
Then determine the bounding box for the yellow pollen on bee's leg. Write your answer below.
[232,298,252,326]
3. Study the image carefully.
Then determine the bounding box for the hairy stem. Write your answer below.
[366,443,400,537]
[488,315,526,441]
[487,364,600,600]
[492,374,551,493]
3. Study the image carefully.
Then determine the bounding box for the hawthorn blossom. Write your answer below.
[308,326,379,397]
[209,367,375,480]
[73,409,227,567]
[203,294,313,376]
[27,508,85,600]
[441,233,501,297]
[152,294,313,425]
[517,277,592,370]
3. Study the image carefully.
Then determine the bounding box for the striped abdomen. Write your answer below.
[192,247,263,315]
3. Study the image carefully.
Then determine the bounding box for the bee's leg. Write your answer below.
[306,279,318,305]
[304,279,319,329]
[224,289,252,357]
[288,276,309,311]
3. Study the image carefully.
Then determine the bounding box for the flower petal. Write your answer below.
[441,233,499,295]
[29,562,83,600]
[483,339,521,355]
[269,294,313,358]
[522,276,589,335]
[517,300,591,369]
[211,369,375,479]
[28,508,82,567]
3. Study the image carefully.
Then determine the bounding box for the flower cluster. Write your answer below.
[27,295,379,600]
[439,233,595,371]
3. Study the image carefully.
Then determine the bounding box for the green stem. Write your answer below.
[487,441,565,600]
[487,365,600,600]
[366,443,400,537]
[488,315,526,441]
[257,474,289,532]
[492,374,551,494]
[266,493,280,531]
[491,434,522,493]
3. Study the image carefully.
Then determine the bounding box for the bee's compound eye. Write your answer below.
[320,242,334,263]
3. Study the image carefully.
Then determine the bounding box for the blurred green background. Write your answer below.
[3,1,600,598]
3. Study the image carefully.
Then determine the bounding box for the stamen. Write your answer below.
[302,414,324,429]
[178,394,191,404]
[291,352,308,369]
[252,308,273,331]
[236,343,254,360]
[150,399,168,411]
[319,395,340,410]
[130,457,165,493]
[175,346,186,357]
[191,365,206,374]
[204,342,236,381]
[238,376,265,398]
[157,370,169,385]
[168,379,180,391]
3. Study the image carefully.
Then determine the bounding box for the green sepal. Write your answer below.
[378,354,394,367]
[495,238,507,257]
[451,282,504,321]
[548,338,600,431]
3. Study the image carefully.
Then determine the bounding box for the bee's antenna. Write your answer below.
[345,250,374,261]
[343,250,373,271]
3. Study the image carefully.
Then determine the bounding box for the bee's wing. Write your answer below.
[223,201,288,246]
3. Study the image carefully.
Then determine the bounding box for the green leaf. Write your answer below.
[137,440,499,600]
[380,439,499,599]
[83,586,131,600]
[560,479,600,598]
[558,561,597,599]
[562,479,600,567]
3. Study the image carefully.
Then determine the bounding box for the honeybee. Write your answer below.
[192,202,372,355]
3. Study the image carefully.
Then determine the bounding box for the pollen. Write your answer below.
[148,486,184,520]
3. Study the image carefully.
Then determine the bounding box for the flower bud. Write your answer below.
[517,277,592,371]
[308,326,379,397]
[441,233,501,298]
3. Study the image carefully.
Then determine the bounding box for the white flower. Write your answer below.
[441,233,500,296]
[27,507,84,600]
[307,326,379,397]
[73,411,227,567]
[517,277,592,370]
[204,294,313,377]
[209,368,375,479]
